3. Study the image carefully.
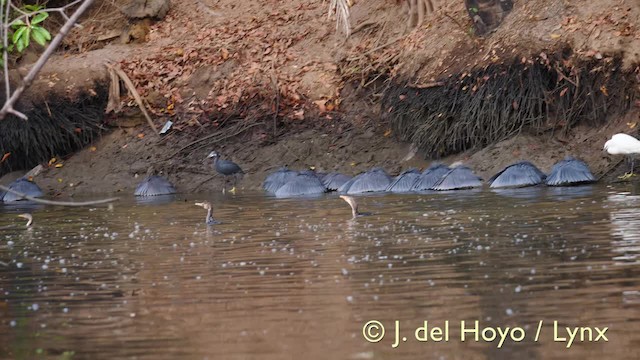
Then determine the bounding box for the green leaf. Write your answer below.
[11,19,26,29]
[39,27,51,41]
[24,4,43,12]
[32,12,48,25]
[12,26,27,45]
[31,27,47,46]
[16,27,30,52]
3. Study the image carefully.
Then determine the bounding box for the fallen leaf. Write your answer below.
[55,163,63,168]
[627,122,637,129]
[550,33,561,39]
[600,85,608,96]
[313,100,326,112]
[293,109,304,120]
[137,133,145,139]
[48,158,57,165]
[57,178,63,183]
[560,88,568,97]
[90,146,97,152]
[383,129,392,137]
[0,152,10,163]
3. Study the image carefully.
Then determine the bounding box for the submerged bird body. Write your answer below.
[321,173,352,191]
[134,175,176,196]
[275,172,326,198]
[545,157,596,186]
[0,213,33,229]
[387,168,421,193]
[17,213,33,227]
[488,161,546,188]
[339,195,371,219]
[263,167,299,194]
[340,168,392,194]
[1,178,43,202]
[411,163,451,191]
[431,165,483,191]
[195,201,220,225]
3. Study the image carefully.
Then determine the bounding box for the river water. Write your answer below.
[1,184,639,359]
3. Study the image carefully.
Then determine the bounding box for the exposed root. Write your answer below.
[107,63,159,135]
[0,83,108,177]
[328,0,352,37]
[381,49,637,157]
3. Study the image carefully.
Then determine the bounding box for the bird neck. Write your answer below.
[206,208,214,224]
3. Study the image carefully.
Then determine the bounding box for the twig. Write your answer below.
[407,81,445,89]
[0,0,95,121]
[192,175,217,192]
[2,0,11,101]
[597,157,625,181]
[270,61,279,136]
[107,64,159,135]
[350,20,377,36]
[346,34,408,61]
[159,121,263,162]
[0,184,119,206]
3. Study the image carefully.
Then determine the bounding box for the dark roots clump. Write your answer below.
[0,83,109,176]
[382,49,637,158]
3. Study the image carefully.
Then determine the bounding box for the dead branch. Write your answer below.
[159,121,264,163]
[0,0,96,121]
[107,64,159,135]
[0,184,119,206]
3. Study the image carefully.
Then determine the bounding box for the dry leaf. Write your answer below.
[313,100,326,113]
[55,163,63,168]
[293,110,304,120]
[0,152,10,163]
[550,33,561,39]
[383,129,392,137]
[90,146,97,152]
[137,133,145,139]
[627,122,637,129]
[600,85,608,96]
[48,158,57,165]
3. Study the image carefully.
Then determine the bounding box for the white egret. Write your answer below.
[603,133,640,179]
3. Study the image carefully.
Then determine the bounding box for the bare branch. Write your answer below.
[3,0,11,101]
[0,184,119,206]
[107,64,159,135]
[0,0,95,121]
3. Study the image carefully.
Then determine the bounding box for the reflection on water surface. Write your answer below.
[1,185,639,359]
